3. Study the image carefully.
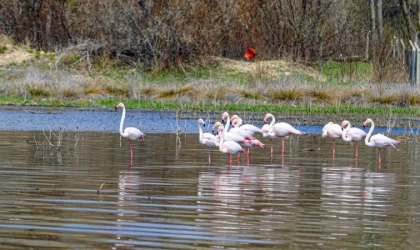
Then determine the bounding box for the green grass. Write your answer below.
[1,94,418,116]
[0,46,7,54]
[320,61,372,83]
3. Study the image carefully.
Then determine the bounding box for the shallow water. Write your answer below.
[0,126,419,249]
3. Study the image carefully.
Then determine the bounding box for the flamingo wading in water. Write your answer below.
[198,119,217,164]
[363,118,400,164]
[341,120,367,159]
[217,125,245,166]
[116,103,145,162]
[263,113,306,155]
[322,122,342,156]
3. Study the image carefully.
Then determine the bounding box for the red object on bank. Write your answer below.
[244,47,256,60]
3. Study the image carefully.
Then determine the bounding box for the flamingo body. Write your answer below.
[218,126,245,166]
[263,113,305,156]
[230,115,263,136]
[322,122,342,139]
[198,119,217,163]
[322,122,342,156]
[341,120,367,142]
[341,120,367,158]
[363,118,401,164]
[212,121,246,143]
[116,103,145,163]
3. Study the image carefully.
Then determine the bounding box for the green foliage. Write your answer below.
[321,61,372,83]
[0,46,7,53]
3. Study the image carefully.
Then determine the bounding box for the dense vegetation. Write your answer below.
[0,0,418,79]
[1,0,420,118]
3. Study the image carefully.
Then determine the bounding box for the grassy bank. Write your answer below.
[0,95,419,117]
[0,40,419,119]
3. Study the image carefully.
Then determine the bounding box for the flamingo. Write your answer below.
[230,115,263,136]
[116,103,145,162]
[198,119,217,164]
[322,122,342,156]
[241,138,265,163]
[212,121,246,144]
[221,112,254,139]
[230,115,265,162]
[263,113,306,155]
[363,118,401,164]
[261,123,278,157]
[341,120,367,158]
[217,125,245,166]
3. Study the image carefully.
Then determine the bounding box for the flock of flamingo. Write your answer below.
[115,102,401,166]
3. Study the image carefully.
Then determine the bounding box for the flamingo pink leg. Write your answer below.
[270,139,273,159]
[332,139,336,156]
[228,154,233,166]
[281,137,285,155]
[355,142,359,158]
[129,140,134,165]
[378,148,382,164]
[208,149,211,164]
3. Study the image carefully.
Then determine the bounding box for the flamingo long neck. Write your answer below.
[365,121,375,146]
[342,123,352,142]
[268,115,275,132]
[119,106,126,137]
[198,122,203,141]
[218,129,225,152]
[224,114,230,131]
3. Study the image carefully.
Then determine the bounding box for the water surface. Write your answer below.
[0,127,419,249]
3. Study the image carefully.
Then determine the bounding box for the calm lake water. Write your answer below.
[0,107,419,249]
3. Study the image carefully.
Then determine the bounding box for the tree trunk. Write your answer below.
[377,0,383,39]
[370,0,376,38]
[400,0,417,41]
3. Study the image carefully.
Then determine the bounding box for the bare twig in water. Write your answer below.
[97,182,106,193]
[386,108,396,135]
[170,111,182,148]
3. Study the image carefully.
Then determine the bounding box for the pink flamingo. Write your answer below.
[241,138,265,163]
[322,122,342,156]
[230,115,265,162]
[363,118,401,164]
[230,115,263,136]
[341,120,367,158]
[198,119,217,164]
[222,112,254,139]
[217,125,245,166]
[212,122,246,143]
[263,113,306,155]
[116,103,145,162]
[261,123,278,157]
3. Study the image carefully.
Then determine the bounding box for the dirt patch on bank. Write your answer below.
[213,56,325,81]
[0,37,34,66]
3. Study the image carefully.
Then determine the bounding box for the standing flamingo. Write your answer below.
[116,103,145,163]
[341,120,367,159]
[230,115,264,162]
[198,119,217,164]
[217,125,245,166]
[230,115,263,136]
[261,123,278,158]
[322,122,342,156]
[263,113,306,155]
[221,112,254,139]
[363,118,401,164]
[212,122,246,143]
